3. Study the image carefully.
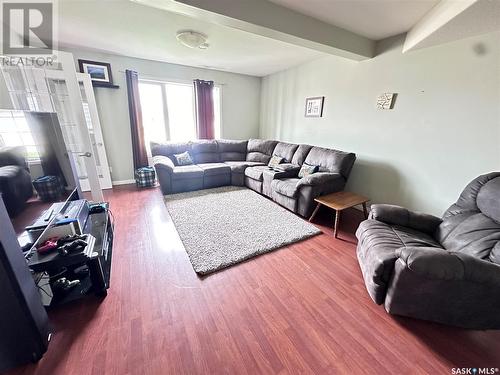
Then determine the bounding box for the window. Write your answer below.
[0,110,40,161]
[138,79,221,155]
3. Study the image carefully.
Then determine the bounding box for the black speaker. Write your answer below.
[0,195,50,372]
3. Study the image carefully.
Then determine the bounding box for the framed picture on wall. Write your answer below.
[305,96,324,117]
[78,59,118,88]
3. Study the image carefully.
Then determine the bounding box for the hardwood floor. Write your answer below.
[8,185,500,375]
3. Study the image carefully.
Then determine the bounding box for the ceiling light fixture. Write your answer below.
[176,30,209,50]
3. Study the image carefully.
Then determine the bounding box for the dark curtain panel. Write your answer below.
[193,79,215,139]
[126,69,148,169]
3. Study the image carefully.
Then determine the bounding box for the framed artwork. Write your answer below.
[376,93,396,109]
[305,96,324,117]
[78,60,116,87]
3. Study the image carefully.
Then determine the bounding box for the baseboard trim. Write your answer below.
[112,179,135,186]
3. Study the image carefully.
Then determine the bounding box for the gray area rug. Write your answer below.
[164,186,321,275]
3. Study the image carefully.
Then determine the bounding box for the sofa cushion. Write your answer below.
[151,141,190,165]
[298,163,318,178]
[271,178,300,198]
[245,165,269,181]
[291,144,313,166]
[220,152,245,161]
[224,161,264,174]
[191,140,220,164]
[477,176,500,222]
[198,163,231,176]
[173,151,194,166]
[356,219,442,304]
[304,146,356,179]
[171,165,204,180]
[191,140,217,153]
[268,155,283,168]
[273,142,299,163]
[437,173,500,263]
[246,139,278,164]
[217,139,248,161]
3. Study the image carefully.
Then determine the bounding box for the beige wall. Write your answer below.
[260,32,500,216]
[65,49,261,183]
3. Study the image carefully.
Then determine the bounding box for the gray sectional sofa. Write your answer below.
[356,172,500,329]
[152,139,356,217]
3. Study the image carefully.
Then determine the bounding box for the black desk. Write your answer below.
[27,204,114,306]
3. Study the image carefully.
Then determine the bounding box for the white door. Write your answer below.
[41,72,112,191]
[0,51,105,202]
[77,74,112,190]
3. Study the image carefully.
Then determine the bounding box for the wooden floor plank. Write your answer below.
[7,185,500,375]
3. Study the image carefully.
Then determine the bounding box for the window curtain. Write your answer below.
[193,79,215,139]
[126,69,148,169]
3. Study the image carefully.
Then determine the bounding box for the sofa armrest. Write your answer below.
[0,146,28,169]
[397,247,500,287]
[369,204,442,235]
[296,172,344,188]
[152,155,174,173]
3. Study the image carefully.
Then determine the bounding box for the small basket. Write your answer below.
[33,175,64,202]
[135,167,156,188]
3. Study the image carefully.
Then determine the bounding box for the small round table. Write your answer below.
[309,191,369,238]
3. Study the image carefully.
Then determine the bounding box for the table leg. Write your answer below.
[334,209,341,238]
[362,202,368,219]
[309,202,321,222]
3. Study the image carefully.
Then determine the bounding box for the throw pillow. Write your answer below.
[268,155,284,168]
[174,151,194,166]
[298,163,318,178]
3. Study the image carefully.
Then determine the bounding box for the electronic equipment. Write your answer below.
[26,196,89,243]
[0,197,50,373]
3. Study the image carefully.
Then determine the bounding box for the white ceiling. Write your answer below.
[58,0,324,77]
[268,0,440,40]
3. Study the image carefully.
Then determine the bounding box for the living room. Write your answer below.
[0,0,499,374]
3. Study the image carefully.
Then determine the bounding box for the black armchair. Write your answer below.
[356,172,500,329]
[0,146,33,217]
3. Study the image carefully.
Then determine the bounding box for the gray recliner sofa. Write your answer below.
[152,139,356,218]
[356,172,500,329]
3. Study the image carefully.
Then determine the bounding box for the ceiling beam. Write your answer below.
[132,0,375,61]
[403,0,481,53]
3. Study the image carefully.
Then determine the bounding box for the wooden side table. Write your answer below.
[309,191,369,238]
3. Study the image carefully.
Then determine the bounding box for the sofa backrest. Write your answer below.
[246,139,278,164]
[150,141,190,165]
[436,172,500,264]
[304,146,356,179]
[191,140,220,164]
[217,139,248,161]
[272,142,298,163]
[0,146,28,169]
[291,144,313,166]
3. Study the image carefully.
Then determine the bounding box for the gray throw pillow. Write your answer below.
[268,155,284,168]
[298,163,318,178]
[174,151,194,166]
